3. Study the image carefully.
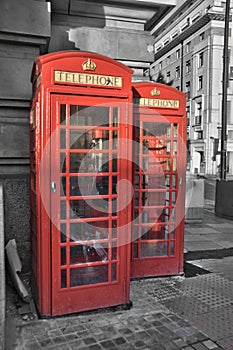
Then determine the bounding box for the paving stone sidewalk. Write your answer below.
[6,277,224,350]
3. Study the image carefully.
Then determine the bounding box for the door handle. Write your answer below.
[51,181,57,193]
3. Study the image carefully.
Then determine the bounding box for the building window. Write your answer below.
[186,81,191,99]
[228,101,233,124]
[159,61,162,70]
[199,52,204,67]
[228,130,233,139]
[186,60,191,73]
[191,13,200,23]
[195,101,202,124]
[171,32,178,39]
[186,105,190,126]
[166,71,171,83]
[176,86,180,90]
[197,131,203,139]
[198,75,203,90]
[200,32,205,41]
[176,66,180,79]
[176,49,181,59]
[167,55,171,65]
[186,41,191,53]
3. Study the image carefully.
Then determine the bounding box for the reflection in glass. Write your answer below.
[143,122,170,137]
[112,130,118,149]
[70,105,109,127]
[70,265,108,287]
[172,175,177,188]
[60,201,66,219]
[70,199,109,219]
[70,153,109,173]
[60,224,66,243]
[60,153,66,173]
[173,141,178,155]
[141,225,168,240]
[70,221,109,241]
[70,244,108,264]
[173,158,177,171]
[174,124,178,138]
[140,242,168,257]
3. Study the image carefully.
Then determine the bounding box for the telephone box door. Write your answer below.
[131,83,186,278]
[50,94,131,315]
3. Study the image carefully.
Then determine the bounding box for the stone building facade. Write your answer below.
[148,0,233,176]
[0,0,175,269]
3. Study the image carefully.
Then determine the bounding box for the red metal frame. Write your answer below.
[131,82,186,278]
[30,51,133,316]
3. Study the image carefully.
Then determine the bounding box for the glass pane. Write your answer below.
[170,242,175,255]
[173,158,177,171]
[60,129,66,149]
[60,153,66,173]
[60,177,66,196]
[112,130,118,149]
[112,263,117,281]
[70,130,110,150]
[70,176,98,196]
[143,122,170,137]
[174,124,178,138]
[141,225,169,240]
[172,175,177,188]
[166,141,171,154]
[140,242,168,257]
[61,247,66,265]
[61,269,67,288]
[60,201,66,219]
[70,106,109,127]
[112,220,117,239]
[60,104,66,125]
[70,153,109,173]
[70,199,109,219]
[60,224,66,243]
[70,265,108,287]
[70,221,109,241]
[113,108,118,127]
[170,225,175,239]
[173,141,178,155]
[172,191,176,205]
[133,243,138,258]
[70,244,108,264]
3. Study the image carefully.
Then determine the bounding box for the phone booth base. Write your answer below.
[131,82,186,279]
[30,51,133,316]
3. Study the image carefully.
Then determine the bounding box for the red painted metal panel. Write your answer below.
[30,51,133,316]
[131,82,186,279]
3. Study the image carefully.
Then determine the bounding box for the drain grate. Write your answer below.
[148,284,183,301]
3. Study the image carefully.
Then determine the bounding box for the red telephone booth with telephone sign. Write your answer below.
[131,82,186,278]
[30,51,133,316]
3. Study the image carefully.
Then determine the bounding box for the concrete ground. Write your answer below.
[4,199,233,350]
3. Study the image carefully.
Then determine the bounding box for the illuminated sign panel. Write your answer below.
[54,70,122,88]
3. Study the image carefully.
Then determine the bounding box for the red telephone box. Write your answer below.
[131,82,186,278]
[30,51,133,316]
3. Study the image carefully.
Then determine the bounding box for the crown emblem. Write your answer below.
[82,58,96,71]
[151,88,161,96]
